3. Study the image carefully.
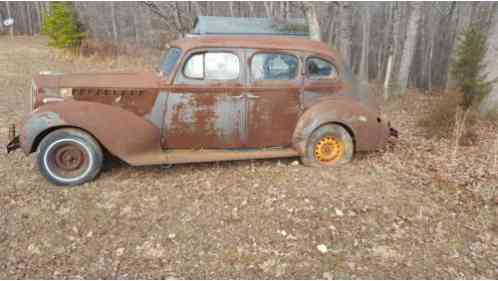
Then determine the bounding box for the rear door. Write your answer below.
[244,50,303,148]
[162,49,246,149]
[302,56,345,108]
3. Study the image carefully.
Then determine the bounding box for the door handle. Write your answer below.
[247,93,260,99]
[231,94,244,99]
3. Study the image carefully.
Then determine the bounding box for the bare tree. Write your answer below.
[358,5,370,82]
[479,14,498,116]
[192,2,203,17]
[336,2,353,67]
[25,2,33,35]
[141,1,188,38]
[110,2,118,41]
[302,2,321,41]
[264,2,272,18]
[229,2,235,17]
[6,1,14,39]
[398,2,422,95]
[247,2,255,17]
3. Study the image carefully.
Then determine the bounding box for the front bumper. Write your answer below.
[6,124,20,153]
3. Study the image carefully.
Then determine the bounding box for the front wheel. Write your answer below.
[301,124,354,167]
[37,128,103,186]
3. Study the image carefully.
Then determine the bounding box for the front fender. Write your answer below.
[292,96,389,155]
[19,101,162,165]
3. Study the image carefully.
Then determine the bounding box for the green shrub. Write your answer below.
[42,2,85,49]
[450,26,492,109]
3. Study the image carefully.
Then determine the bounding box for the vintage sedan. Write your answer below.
[7,36,397,186]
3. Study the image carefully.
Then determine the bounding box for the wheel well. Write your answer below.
[31,126,109,155]
[318,122,356,151]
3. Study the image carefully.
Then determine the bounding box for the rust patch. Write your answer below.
[163,85,245,149]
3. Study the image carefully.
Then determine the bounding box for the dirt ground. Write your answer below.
[0,36,497,279]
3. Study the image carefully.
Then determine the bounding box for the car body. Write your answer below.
[7,36,397,186]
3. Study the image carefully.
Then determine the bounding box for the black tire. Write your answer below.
[37,128,103,186]
[301,124,354,167]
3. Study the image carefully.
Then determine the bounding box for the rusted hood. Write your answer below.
[32,71,161,89]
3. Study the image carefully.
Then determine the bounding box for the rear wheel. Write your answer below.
[37,128,103,186]
[301,124,354,167]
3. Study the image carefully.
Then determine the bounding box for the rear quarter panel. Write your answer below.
[292,96,388,155]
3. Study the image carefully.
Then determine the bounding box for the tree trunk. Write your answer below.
[327,15,334,46]
[132,2,140,44]
[207,2,213,16]
[391,2,402,84]
[0,11,3,33]
[6,1,14,39]
[36,2,43,34]
[384,54,394,100]
[376,2,394,81]
[302,2,321,41]
[192,2,203,16]
[26,2,33,35]
[172,2,185,37]
[358,6,370,82]
[285,1,290,20]
[229,2,234,17]
[398,2,422,95]
[264,2,272,18]
[337,2,352,67]
[479,15,498,116]
[427,13,435,92]
[110,2,118,41]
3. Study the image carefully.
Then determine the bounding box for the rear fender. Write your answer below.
[20,101,162,165]
[292,97,387,155]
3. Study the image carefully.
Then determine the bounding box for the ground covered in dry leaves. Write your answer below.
[0,37,497,279]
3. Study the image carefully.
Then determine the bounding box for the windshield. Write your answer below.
[159,47,181,77]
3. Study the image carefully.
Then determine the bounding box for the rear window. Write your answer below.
[160,48,181,77]
[306,57,338,80]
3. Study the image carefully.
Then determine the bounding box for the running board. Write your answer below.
[128,148,299,166]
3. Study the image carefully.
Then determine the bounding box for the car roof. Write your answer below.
[170,36,341,62]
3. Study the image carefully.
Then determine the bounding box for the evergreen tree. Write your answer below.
[42,2,85,49]
[450,26,492,109]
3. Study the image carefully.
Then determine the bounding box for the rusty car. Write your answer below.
[7,36,397,186]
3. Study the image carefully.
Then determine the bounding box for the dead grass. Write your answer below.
[417,90,480,146]
[78,38,161,69]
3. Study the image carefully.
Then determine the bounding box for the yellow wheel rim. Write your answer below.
[314,136,345,164]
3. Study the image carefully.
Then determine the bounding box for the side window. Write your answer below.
[306,57,338,80]
[251,53,299,81]
[183,52,239,80]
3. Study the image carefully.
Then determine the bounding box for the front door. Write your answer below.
[163,50,246,149]
[245,51,303,148]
